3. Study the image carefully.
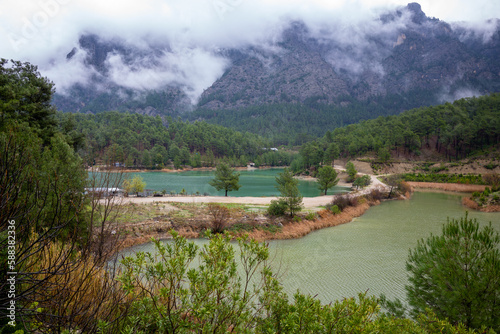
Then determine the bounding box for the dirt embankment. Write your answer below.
[238,202,374,242]
[116,201,377,251]
[407,182,487,193]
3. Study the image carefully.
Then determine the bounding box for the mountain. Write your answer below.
[198,4,500,109]
[52,3,500,140]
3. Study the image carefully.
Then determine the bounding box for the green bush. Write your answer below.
[305,212,317,221]
[267,199,288,216]
[430,165,448,173]
[484,162,498,170]
[329,205,341,214]
[353,175,371,189]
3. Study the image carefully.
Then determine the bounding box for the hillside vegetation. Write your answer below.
[66,94,500,173]
[65,111,296,168]
[293,93,500,171]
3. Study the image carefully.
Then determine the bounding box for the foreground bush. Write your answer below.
[106,231,482,334]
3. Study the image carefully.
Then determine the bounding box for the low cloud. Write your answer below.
[105,47,229,104]
[0,0,498,103]
[43,47,100,94]
[453,19,500,43]
[438,87,483,103]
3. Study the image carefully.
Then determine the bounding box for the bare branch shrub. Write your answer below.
[85,168,125,261]
[483,173,500,187]
[398,180,412,195]
[207,203,230,234]
[368,188,384,201]
[0,128,131,332]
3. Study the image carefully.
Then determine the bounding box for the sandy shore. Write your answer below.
[120,195,339,208]
[115,166,389,209]
[117,175,388,208]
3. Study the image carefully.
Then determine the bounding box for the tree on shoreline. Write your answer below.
[0,59,128,333]
[209,163,241,196]
[122,175,146,196]
[275,168,303,216]
[316,166,339,195]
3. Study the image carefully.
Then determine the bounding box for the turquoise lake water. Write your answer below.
[120,168,350,197]
[119,191,499,304]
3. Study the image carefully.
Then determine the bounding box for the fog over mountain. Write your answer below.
[1,1,499,123]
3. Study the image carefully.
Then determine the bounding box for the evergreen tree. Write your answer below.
[209,163,241,196]
[275,168,303,216]
[0,59,57,142]
[377,147,391,162]
[325,143,340,166]
[316,166,339,195]
[406,213,500,331]
[345,161,357,182]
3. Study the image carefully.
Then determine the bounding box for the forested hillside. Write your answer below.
[68,93,500,171]
[66,111,296,168]
[190,90,434,145]
[294,93,500,169]
[50,3,500,144]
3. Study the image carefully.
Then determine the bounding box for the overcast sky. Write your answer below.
[1,0,498,99]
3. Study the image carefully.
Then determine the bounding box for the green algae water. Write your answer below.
[119,191,499,304]
[120,168,349,197]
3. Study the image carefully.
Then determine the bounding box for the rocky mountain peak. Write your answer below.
[406,2,428,24]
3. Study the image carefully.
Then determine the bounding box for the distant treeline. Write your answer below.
[293,93,500,170]
[64,111,297,168]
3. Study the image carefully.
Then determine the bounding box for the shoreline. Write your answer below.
[116,199,380,251]
[113,180,495,252]
[230,201,376,242]
[89,166,281,173]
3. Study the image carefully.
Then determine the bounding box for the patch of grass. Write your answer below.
[305,212,317,221]
[261,224,281,234]
[228,222,282,235]
[229,223,256,233]
[484,162,498,170]
[213,203,247,210]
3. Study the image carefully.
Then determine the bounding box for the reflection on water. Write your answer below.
[119,191,499,304]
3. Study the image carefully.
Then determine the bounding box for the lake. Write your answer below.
[120,168,350,197]
[119,191,499,304]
